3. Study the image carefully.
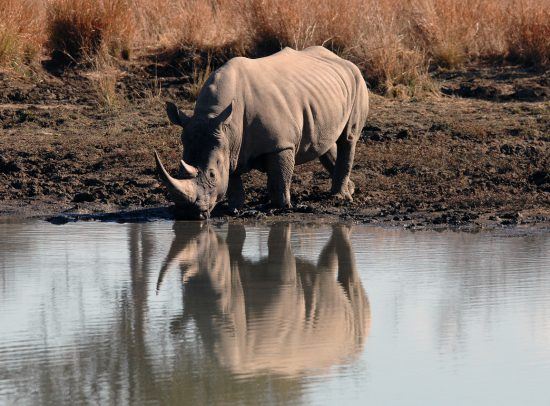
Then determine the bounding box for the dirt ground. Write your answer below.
[0,58,548,230]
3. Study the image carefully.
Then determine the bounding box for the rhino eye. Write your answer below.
[209,170,216,179]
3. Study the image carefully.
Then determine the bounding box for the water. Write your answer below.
[0,221,549,405]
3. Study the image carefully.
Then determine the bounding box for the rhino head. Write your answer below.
[155,101,233,220]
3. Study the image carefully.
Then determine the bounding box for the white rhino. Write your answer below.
[157,224,371,376]
[155,46,370,219]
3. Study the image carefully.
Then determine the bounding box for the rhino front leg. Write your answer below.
[331,136,356,201]
[319,144,355,196]
[227,175,245,210]
[266,148,295,208]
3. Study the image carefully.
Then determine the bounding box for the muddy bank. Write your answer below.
[0,61,548,230]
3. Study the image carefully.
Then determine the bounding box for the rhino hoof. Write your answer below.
[333,190,353,202]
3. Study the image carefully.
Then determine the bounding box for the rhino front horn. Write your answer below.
[154,150,197,205]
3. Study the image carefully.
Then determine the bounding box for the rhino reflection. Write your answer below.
[158,223,371,377]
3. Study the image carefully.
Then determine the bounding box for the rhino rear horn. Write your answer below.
[180,159,198,178]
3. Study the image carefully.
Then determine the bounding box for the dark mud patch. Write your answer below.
[438,65,550,102]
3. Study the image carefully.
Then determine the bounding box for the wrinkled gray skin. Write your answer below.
[155,46,369,219]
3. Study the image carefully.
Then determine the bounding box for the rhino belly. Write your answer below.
[294,125,345,165]
[294,146,328,165]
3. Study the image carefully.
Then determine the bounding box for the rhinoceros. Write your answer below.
[155,46,369,219]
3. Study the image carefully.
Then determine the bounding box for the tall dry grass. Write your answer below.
[1,0,549,94]
[0,0,45,68]
[132,0,549,94]
[507,0,550,66]
[46,0,135,62]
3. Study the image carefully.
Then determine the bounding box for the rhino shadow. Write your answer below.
[158,222,371,377]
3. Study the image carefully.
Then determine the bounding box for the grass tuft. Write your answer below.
[46,0,135,63]
[86,56,124,109]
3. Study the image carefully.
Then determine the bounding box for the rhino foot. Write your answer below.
[331,179,354,202]
[333,191,354,202]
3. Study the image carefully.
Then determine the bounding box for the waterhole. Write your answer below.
[1,221,549,405]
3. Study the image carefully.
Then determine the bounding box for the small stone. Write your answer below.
[396,129,409,139]
[0,156,20,174]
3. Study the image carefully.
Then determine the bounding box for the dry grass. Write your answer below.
[93,73,120,107]
[507,0,550,66]
[46,0,135,63]
[0,0,45,69]
[1,0,549,94]
[90,64,123,108]
[185,58,214,100]
[133,0,549,95]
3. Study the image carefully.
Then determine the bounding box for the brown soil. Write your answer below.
[0,59,548,230]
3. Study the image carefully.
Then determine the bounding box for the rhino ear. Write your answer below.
[166,101,191,127]
[215,100,234,127]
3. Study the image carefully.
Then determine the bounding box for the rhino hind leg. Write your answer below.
[319,145,355,198]
[330,135,356,201]
[227,175,245,210]
[266,149,294,208]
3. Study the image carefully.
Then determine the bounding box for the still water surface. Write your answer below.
[0,221,549,405]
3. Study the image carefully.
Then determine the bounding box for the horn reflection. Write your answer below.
[158,223,371,377]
